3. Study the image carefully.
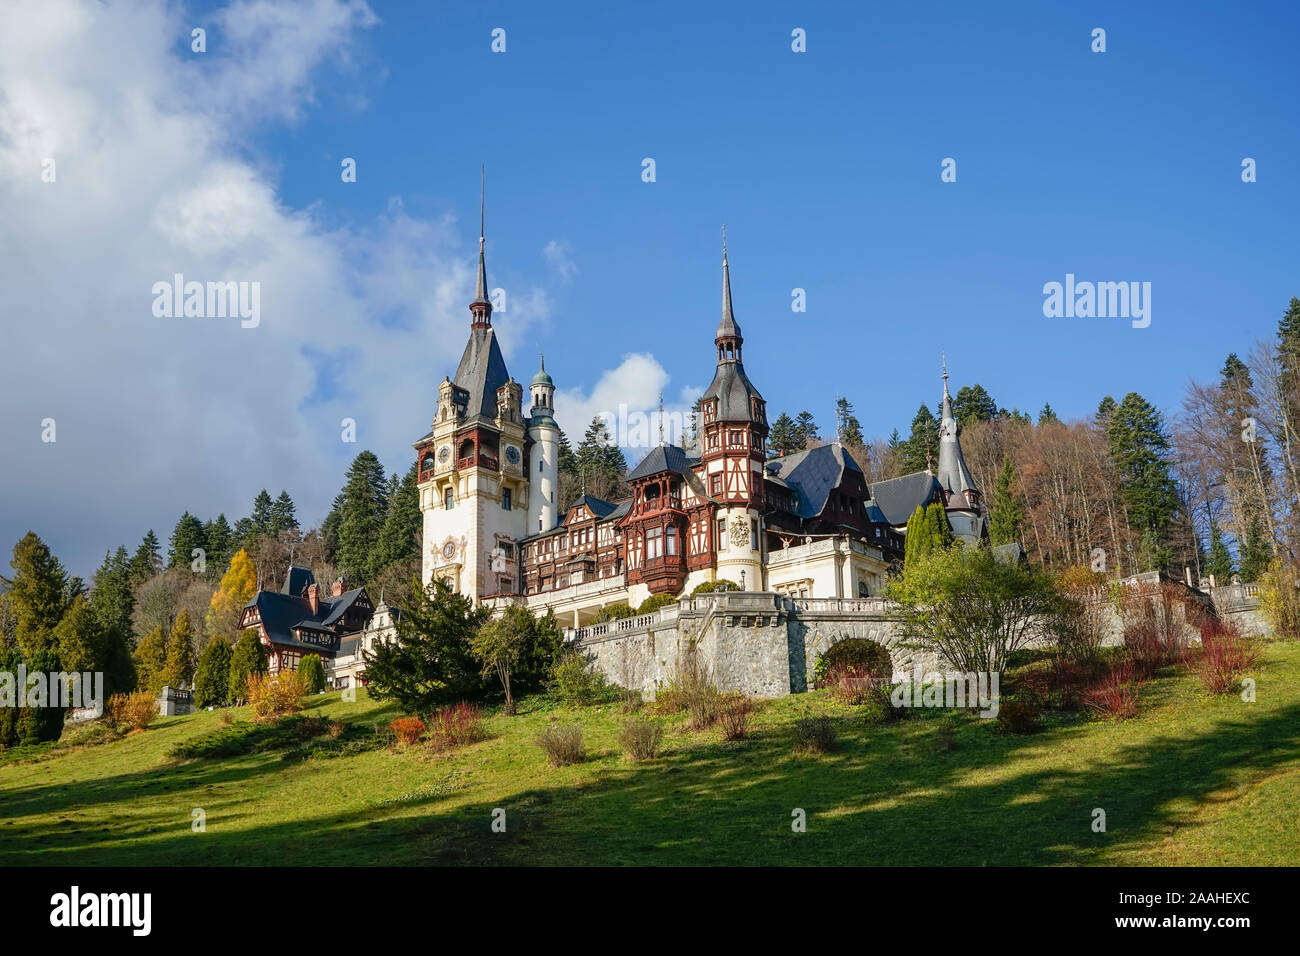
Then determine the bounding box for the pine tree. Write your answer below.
[835,398,864,446]
[902,404,939,473]
[133,625,168,695]
[250,489,275,536]
[270,491,298,536]
[768,412,799,456]
[953,384,997,428]
[574,417,628,502]
[167,512,207,571]
[298,653,326,694]
[206,548,257,644]
[318,496,344,563]
[336,451,389,583]
[228,629,268,703]
[5,532,69,658]
[1038,403,1059,425]
[90,546,136,694]
[53,593,104,674]
[1095,395,1117,428]
[988,456,1024,545]
[793,411,819,448]
[202,515,233,572]
[194,637,232,707]
[1239,513,1272,582]
[129,531,163,584]
[1204,522,1235,583]
[372,462,421,578]
[1105,392,1178,571]
[161,608,195,688]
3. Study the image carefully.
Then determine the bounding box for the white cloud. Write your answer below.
[0,0,556,575]
[542,238,578,282]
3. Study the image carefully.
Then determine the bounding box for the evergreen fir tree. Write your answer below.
[574,417,628,502]
[372,462,421,578]
[227,629,268,703]
[768,412,799,456]
[1095,395,1117,428]
[924,502,954,553]
[4,531,69,658]
[133,625,168,694]
[269,491,298,536]
[1239,513,1272,582]
[1105,392,1178,570]
[902,404,939,473]
[90,546,136,694]
[167,512,206,571]
[53,593,104,674]
[988,456,1024,545]
[318,496,344,563]
[1038,403,1059,425]
[953,384,997,428]
[335,451,388,583]
[903,506,925,567]
[793,410,819,448]
[202,514,233,572]
[250,489,274,536]
[160,608,195,688]
[835,397,864,446]
[194,637,232,707]
[1204,522,1235,582]
[298,653,326,694]
[129,530,163,584]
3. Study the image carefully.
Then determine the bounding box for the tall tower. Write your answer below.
[414,171,529,599]
[936,355,984,545]
[699,230,768,589]
[527,354,560,534]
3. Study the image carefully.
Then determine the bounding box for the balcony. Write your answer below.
[456,454,499,472]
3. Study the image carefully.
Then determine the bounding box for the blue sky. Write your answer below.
[2,0,1298,577]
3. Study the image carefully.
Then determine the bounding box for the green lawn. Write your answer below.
[2,642,1298,866]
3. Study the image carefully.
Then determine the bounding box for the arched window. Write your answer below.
[458,438,475,460]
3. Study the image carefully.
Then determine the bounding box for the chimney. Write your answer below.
[307,583,319,616]
[332,578,345,597]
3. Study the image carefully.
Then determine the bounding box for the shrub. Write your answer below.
[824,664,886,705]
[792,715,836,755]
[618,718,664,760]
[691,579,739,596]
[1120,583,1196,675]
[861,681,904,725]
[813,639,892,685]
[996,699,1041,735]
[1084,661,1139,721]
[536,723,585,766]
[298,654,327,694]
[936,714,960,752]
[1193,623,1259,694]
[106,691,157,731]
[193,638,232,708]
[1258,560,1300,640]
[637,593,678,615]
[658,651,721,729]
[246,669,307,720]
[548,650,611,706]
[294,716,329,741]
[428,701,487,751]
[593,603,636,622]
[619,686,643,714]
[390,716,425,746]
[220,709,234,726]
[718,693,754,740]
[327,719,345,739]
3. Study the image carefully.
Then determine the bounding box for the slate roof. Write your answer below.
[567,494,620,521]
[765,443,862,519]
[866,471,942,527]
[242,568,372,655]
[627,444,699,481]
[453,326,510,422]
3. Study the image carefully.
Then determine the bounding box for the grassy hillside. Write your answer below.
[2,642,1298,866]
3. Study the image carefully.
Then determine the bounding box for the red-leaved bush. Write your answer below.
[1193,621,1259,694]
[1084,661,1139,721]
[389,716,425,747]
[428,701,487,752]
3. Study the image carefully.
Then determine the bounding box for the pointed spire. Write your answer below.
[935,352,978,505]
[940,350,953,418]
[716,225,742,360]
[658,392,666,446]
[470,165,492,328]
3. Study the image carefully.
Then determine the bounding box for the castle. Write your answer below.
[412,208,988,630]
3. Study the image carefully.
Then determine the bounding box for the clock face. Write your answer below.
[505,445,521,465]
[437,445,452,464]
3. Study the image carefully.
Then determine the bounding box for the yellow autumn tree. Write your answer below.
[205,548,257,644]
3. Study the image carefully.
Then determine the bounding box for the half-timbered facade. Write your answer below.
[238,567,374,674]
